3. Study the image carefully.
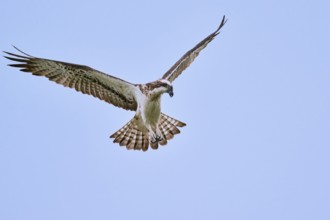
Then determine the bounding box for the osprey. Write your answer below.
[4,16,227,151]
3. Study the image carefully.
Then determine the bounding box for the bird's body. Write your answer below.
[4,16,227,151]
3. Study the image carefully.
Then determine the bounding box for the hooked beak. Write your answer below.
[168,86,174,97]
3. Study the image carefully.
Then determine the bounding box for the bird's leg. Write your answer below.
[155,127,164,141]
[148,126,163,143]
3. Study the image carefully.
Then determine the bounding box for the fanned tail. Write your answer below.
[110,117,149,151]
[158,113,186,144]
[110,113,186,151]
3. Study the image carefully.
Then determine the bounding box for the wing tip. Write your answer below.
[12,45,33,57]
[3,45,34,61]
[214,15,228,35]
[4,47,33,72]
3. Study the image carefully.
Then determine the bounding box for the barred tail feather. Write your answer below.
[110,118,147,151]
[110,113,186,151]
[159,113,186,142]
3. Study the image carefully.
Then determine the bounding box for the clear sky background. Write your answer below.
[1,0,329,219]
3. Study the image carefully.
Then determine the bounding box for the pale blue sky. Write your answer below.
[1,0,330,220]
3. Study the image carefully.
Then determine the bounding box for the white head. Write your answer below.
[146,79,173,97]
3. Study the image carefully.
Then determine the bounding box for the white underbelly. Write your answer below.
[134,88,162,131]
[144,99,161,127]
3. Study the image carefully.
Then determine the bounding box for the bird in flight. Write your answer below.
[4,16,227,151]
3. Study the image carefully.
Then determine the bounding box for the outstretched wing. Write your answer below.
[162,15,227,83]
[4,48,137,111]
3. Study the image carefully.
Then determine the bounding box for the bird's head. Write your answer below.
[147,79,173,98]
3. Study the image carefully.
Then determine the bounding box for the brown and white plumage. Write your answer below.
[110,113,186,151]
[162,16,227,82]
[4,50,137,111]
[3,16,226,151]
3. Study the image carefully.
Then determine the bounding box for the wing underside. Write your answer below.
[162,15,227,83]
[4,48,138,111]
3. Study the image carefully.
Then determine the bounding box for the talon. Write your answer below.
[150,134,163,143]
[150,137,157,143]
[156,135,163,141]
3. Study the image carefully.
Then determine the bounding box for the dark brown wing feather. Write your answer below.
[162,15,227,83]
[4,48,137,111]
